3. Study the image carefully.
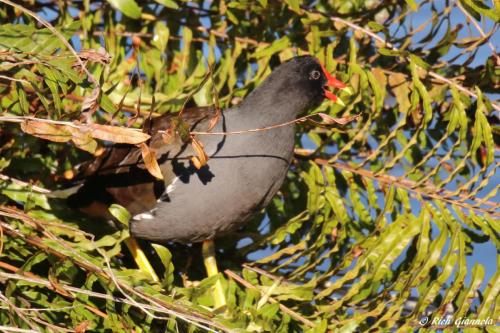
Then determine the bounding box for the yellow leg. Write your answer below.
[202,239,226,309]
[125,237,160,283]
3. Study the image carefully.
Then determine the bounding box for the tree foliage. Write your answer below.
[0,0,498,332]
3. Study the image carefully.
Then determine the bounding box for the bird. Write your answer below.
[66,55,348,308]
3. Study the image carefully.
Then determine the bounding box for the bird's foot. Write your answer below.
[125,237,160,283]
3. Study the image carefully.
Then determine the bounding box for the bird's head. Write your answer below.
[243,56,349,121]
[282,55,348,107]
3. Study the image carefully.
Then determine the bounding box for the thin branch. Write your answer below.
[190,114,358,136]
[242,264,283,281]
[0,75,29,84]
[224,269,316,328]
[455,0,498,57]
[0,326,40,333]
[314,159,499,217]
[0,174,51,194]
[0,116,80,128]
[190,116,309,136]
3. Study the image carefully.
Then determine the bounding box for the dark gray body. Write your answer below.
[130,108,295,242]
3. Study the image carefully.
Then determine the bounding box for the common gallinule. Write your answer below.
[67,55,347,307]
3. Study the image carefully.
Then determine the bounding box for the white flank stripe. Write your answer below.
[166,176,179,194]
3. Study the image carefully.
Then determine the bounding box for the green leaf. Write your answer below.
[253,36,290,59]
[405,0,418,11]
[285,0,303,14]
[448,86,468,139]
[378,48,401,56]
[154,0,179,9]
[151,243,175,287]
[470,89,494,165]
[99,92,117,114]
[367,21,386,32]
[1,183,50,210]
[38,65,62,116]
[301,162,324,213]
[477,267,499,319]
[409,54,430,70]
[16,82,29,114]
[455,264,485,318]
[152,22,170,52]
[107,0,142,19]
[475,88,494,165]
[271,211,309,245]
[460,0,499,21]
[410,61,432,123]
[108,204,131,226]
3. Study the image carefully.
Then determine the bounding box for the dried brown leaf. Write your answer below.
[191,137,208,169]
[20,120,72,142]
[207,111,221,131]
[75,320,90,333]
[68,126,98,154]
[77,47,111,65]
[314,113,360,125]
[89,124,150,144]
[81,85,100,118]
[191,156,203,169]
[372,67,387,90]
[388,73,411,114]
[140,143,163,179]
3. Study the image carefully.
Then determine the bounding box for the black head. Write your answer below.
[242,56,345,122]
[281,56,329,106]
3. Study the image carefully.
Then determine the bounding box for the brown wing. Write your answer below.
[68,106,216,219]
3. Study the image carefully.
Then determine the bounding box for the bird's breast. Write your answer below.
[130,120,296,243]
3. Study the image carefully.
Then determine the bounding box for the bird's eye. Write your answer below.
[309,70,321,80]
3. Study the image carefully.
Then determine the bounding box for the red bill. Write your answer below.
[320,63,350,105]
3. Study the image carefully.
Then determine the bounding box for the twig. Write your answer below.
[224,269,316,328]
[0,174,51,194]
[314,159,499,217]
[242,264,282,281]
[190,116,309,136]
[455,0,498,58]
[178,69,213,118]
[0,112,354,140]
[0,326,40,333]
[189,114,358,136]
[0,75,29,84]
[0,270,168,316]
[0,305,76,312]
[0,114,304,164]
[99,250,172,324]
[0,116,80,128]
